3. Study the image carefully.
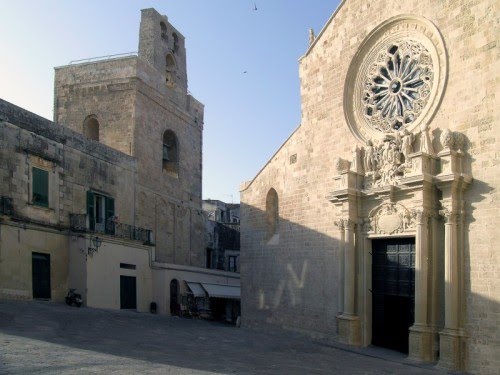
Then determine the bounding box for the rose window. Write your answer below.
[362,39,433,133]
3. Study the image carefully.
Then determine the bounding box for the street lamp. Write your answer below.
[87,236,102,257]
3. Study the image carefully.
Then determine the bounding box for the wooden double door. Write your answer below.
[372,238,415,353]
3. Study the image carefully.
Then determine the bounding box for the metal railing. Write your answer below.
[69,52,137,65]
[69,214,153,244]
[0,196,13,215]
[107,221,152,244]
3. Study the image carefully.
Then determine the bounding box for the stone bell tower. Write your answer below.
[138,8,188,104]
[54,8,205,266]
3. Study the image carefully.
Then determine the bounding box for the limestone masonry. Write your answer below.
[1,8,240,318]
[240,1,499,374]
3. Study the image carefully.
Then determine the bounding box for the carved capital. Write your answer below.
[439,207,459,224]
[335,218,355,231]
[334,219,345,230]
[411,209,431,225]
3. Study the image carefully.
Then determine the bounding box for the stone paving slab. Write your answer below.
[0,300,448,374]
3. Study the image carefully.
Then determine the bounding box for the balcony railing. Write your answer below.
[70,214,153,245]
[0,196,13,215]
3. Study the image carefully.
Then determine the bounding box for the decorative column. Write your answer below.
[334,219,345,315]
[343,219,356,315]
[409,209,434,362]
[329,156,362,346]
[437,205,465,370]
[335,217,360,345]
[435,130,471,371]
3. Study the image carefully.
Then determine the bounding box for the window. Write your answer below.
[160,21,167,40]
[162,130,179,176]
[206,248,214,269]
[172,32,179,52]
[165,54,176,87]
[32,167,49,207]
[120,263,136,270]
[266,188,279,241]
[87,191,114,234]
[83,115,100,141]
[228,256,237,272]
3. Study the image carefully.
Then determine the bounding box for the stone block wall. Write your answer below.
[54,57,138,156]
[0,99,137,228]
[52,8,205,268]
[0,99,137,302]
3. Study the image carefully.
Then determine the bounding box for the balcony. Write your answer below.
[70,214,153,245]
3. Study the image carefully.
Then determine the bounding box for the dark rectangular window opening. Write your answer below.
[206,248,213,269]
[32,167,49,207]
[120,263,136,270]
[228,256,237,272]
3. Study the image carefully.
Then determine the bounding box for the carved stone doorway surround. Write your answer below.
[327,129,471,371]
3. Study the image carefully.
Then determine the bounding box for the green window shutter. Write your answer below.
[32,167,49,207]
[87,191,95,231]
[105,197,115,235]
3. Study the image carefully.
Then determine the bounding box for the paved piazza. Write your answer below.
[0,300,445,374]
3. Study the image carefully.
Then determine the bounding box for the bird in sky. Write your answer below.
[253,3,257,11]
[243,71,248,74]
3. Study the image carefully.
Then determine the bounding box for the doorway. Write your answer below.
[120,275,137,309]
[170,279,179,315]
[371,238,415,353]
[32,252,51,299]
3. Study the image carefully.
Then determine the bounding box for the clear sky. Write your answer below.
[0,0,340,203]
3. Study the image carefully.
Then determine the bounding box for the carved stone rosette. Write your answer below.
[344,15,447,143]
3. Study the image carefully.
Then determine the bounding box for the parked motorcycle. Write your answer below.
[65,289,83,307]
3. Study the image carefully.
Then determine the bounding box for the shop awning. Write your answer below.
[201,283,241,300]
[186,282,206,297]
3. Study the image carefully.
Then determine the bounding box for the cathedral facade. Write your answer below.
[240,1,498,373]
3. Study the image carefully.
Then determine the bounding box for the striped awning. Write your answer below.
[186,282,206,297]
[201,283,240,300]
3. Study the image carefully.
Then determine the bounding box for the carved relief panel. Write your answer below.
[366,202,416,235]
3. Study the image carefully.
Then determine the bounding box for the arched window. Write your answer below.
[165,53,176,87]
[172,32,179,53]
[266,188,279,241]
[160,21,167,40]
[163,130,178,176]
[83,115,99,141]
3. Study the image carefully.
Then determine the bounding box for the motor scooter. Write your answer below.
[65,289,83,307]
